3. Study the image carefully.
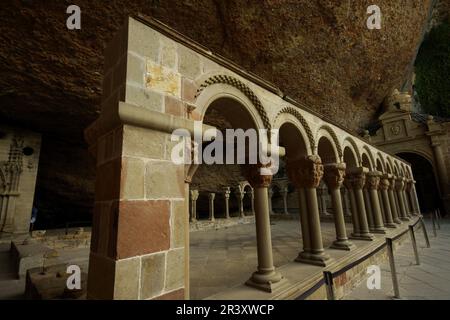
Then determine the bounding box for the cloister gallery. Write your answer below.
[78,16,431,300]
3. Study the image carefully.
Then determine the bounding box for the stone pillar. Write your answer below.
[287,155,331,266]
[237,190,245,218]
[347,167,373,241]
[378,191,386,224]
[411,180,422,215]
[190,190,199,222]
[341,188,352,216]
[366,171,387,234]
[268,188,274,215]
[323,163,355,251]
[395,177,409,221]
[281,186,289,215]
[431,141,449,198]
[402,180,413,217]
[243,164,283,292]
[363,188,375,231]
[224,187,230,219]
[379,175,397,228]
[208,193,215,221]
[344,179,361,237]
[388,176,402,224]
[250,188,255,216]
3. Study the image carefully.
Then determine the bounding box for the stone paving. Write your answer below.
[190,219,350,299]
[343,218,450,300]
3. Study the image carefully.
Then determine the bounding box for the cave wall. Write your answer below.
[0,0,446,226]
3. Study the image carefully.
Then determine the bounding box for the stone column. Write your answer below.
[395,177,409,221]
[250,188,255,216]
[208,193,215,221]
[411,180,422,215]
[402,180,413,217]
[363,187,375,231]
[378,191,386,224]
[388,175,402,224]
[190,190,199,222]
[341,188,352,216]
[344,178,361,237]
[287,155,331,266]
[323,163,355,251]
[243,164,283,292]
[236,190,245,218]
[366,171,387,234]
[281,186,289,215]
[347,167,373,241]
[224,187,230,219]
[379,175,397,228]
[268,188,274,215]
[431,140,448,198]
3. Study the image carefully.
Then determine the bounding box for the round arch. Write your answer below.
[273,113,313,156]
[342,137,361,167]
[315,125,342,160]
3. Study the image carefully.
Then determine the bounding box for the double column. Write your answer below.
[366,171,387,234]
[287,155,332,266]
[323,163,355,251]
[243,163,283,292]
[387,175,402,224]
[379,175,397,228]
[395,177,410,221]
[346,167,374,241]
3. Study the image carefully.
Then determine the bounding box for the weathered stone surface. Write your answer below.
[165,248,184,291]
[140,252,166,299]
[120,157,145,200]
[114,257,140,299]
[144,162,184,199]
[171,201,186,249]
[116,200,170,259]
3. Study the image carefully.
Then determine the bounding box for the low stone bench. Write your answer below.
[10,240,62,278]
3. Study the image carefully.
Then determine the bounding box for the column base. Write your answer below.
[350,233,374,241]
[385,223,397,228]
[295,251,332,267]
[394,219,402,224]
[400,217,410,221]
[245,270,285,293]
[371,227,387,234]
[330,239,356,251]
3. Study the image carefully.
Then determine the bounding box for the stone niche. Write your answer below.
[0,125,41,235]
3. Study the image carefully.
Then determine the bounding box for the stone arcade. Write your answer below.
[84,16,425,300]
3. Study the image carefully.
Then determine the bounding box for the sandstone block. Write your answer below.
[140,252,166,299]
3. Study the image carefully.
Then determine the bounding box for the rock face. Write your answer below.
[0,0,442,224]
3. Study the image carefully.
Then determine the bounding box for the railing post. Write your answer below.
[409,225,420,265]
[386,238,400,299]
[420,217,431,248]
[323,271,335,300]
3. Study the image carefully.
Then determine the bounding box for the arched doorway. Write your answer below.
[396,152,442,215]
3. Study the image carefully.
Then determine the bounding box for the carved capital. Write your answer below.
[346,167,369,190]
[395,177,405,191]
[405,179,413,192]
[379,177,390,191]
[190,190,199,201]
[287,155,324,189]
[243,163,273,188]
[323,163,346,190]
[366,171,381,190]
[208,193,216,200]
